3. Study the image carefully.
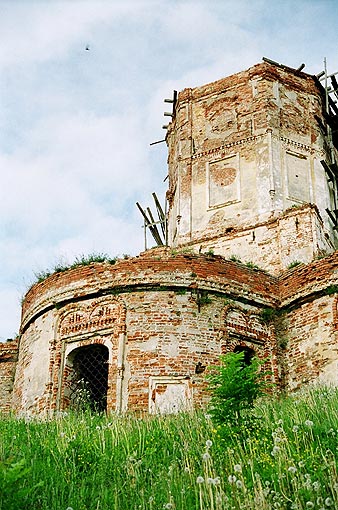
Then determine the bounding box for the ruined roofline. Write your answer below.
[176,57,321,105]
[19,246,338,335]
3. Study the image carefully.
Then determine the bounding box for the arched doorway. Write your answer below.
[65,344,109,412]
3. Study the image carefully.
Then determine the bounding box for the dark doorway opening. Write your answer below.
[233,345,255,366]
[67,344,109,412]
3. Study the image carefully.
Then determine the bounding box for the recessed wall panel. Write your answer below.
[286,152,310,202]
[208,154,240,208]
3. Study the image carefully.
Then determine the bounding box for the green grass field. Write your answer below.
[1,387,337,510]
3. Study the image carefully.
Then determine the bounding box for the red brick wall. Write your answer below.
[13,250,280,415]
[0,340,18,414]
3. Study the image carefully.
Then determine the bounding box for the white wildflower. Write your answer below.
[228,475,237,484]
[271,446,280,456]
[202,452,211,461]
[196,476,204,484]
[288,466,297,474]
[304,420,314,427]
[325,498,333,506]
[236,479,243,488]
[205,439,213,448]
[306,502,314,508]
[234,464,242,472]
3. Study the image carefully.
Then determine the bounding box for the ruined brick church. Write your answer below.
[1,59,338,416]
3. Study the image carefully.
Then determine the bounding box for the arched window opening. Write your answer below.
[65,344,109,412]
[233,345,255,366]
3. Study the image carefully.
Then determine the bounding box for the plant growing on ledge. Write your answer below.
[260,307,278,324]
[325,285,338,295]
[192,289,212,311]
[31,253,118,286]
[260,307,289,349]
[245,261,261,270]
[287,260,303,269]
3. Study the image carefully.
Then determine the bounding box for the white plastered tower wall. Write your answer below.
[165,61,338,274]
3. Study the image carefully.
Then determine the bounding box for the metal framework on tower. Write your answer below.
[318,59,338,230]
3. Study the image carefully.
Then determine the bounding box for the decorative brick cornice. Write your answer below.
[279,135,324,157]
[191,134,264,160]
[189,133,324,161]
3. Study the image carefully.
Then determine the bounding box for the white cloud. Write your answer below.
[0,0,155,70]
[1,0,338,341]
[0,288,22,341]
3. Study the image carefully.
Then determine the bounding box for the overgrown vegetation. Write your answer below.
[1,385,338,509]
[229,254,241,263]
[260,308,289,350]
[32,253,119,285]
[287,260,303,270]
[206,352,269,428]
[325,285,338,296]
[245,261,261,270]
[195,290,212,310]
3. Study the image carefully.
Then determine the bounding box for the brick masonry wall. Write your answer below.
[279,252,338,390]
[8,249,338,415]
[13,249,280,415]
[285,296,337,390]
[5,59,338,414]
[176,203,333,275]
[0,340,18,414]
[166,61,338,271]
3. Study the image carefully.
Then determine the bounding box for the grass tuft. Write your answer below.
[30,253,119,288]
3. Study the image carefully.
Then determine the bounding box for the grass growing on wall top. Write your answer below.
[26,253,120,291]
[1,387,338,510]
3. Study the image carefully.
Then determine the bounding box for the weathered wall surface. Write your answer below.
[285,296,337,390]
[166,62,338,273]
[278,253,338,390]
[3,61,338,415]
[0,340,18,414]
[10,249,338,415]
[13,250,280,415]
[176,204,332,274]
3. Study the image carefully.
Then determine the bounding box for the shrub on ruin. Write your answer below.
[206,351,268,428]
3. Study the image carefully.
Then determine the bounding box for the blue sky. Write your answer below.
[1,0,338,341]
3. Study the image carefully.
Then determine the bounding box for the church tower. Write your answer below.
[165,60,338,274]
